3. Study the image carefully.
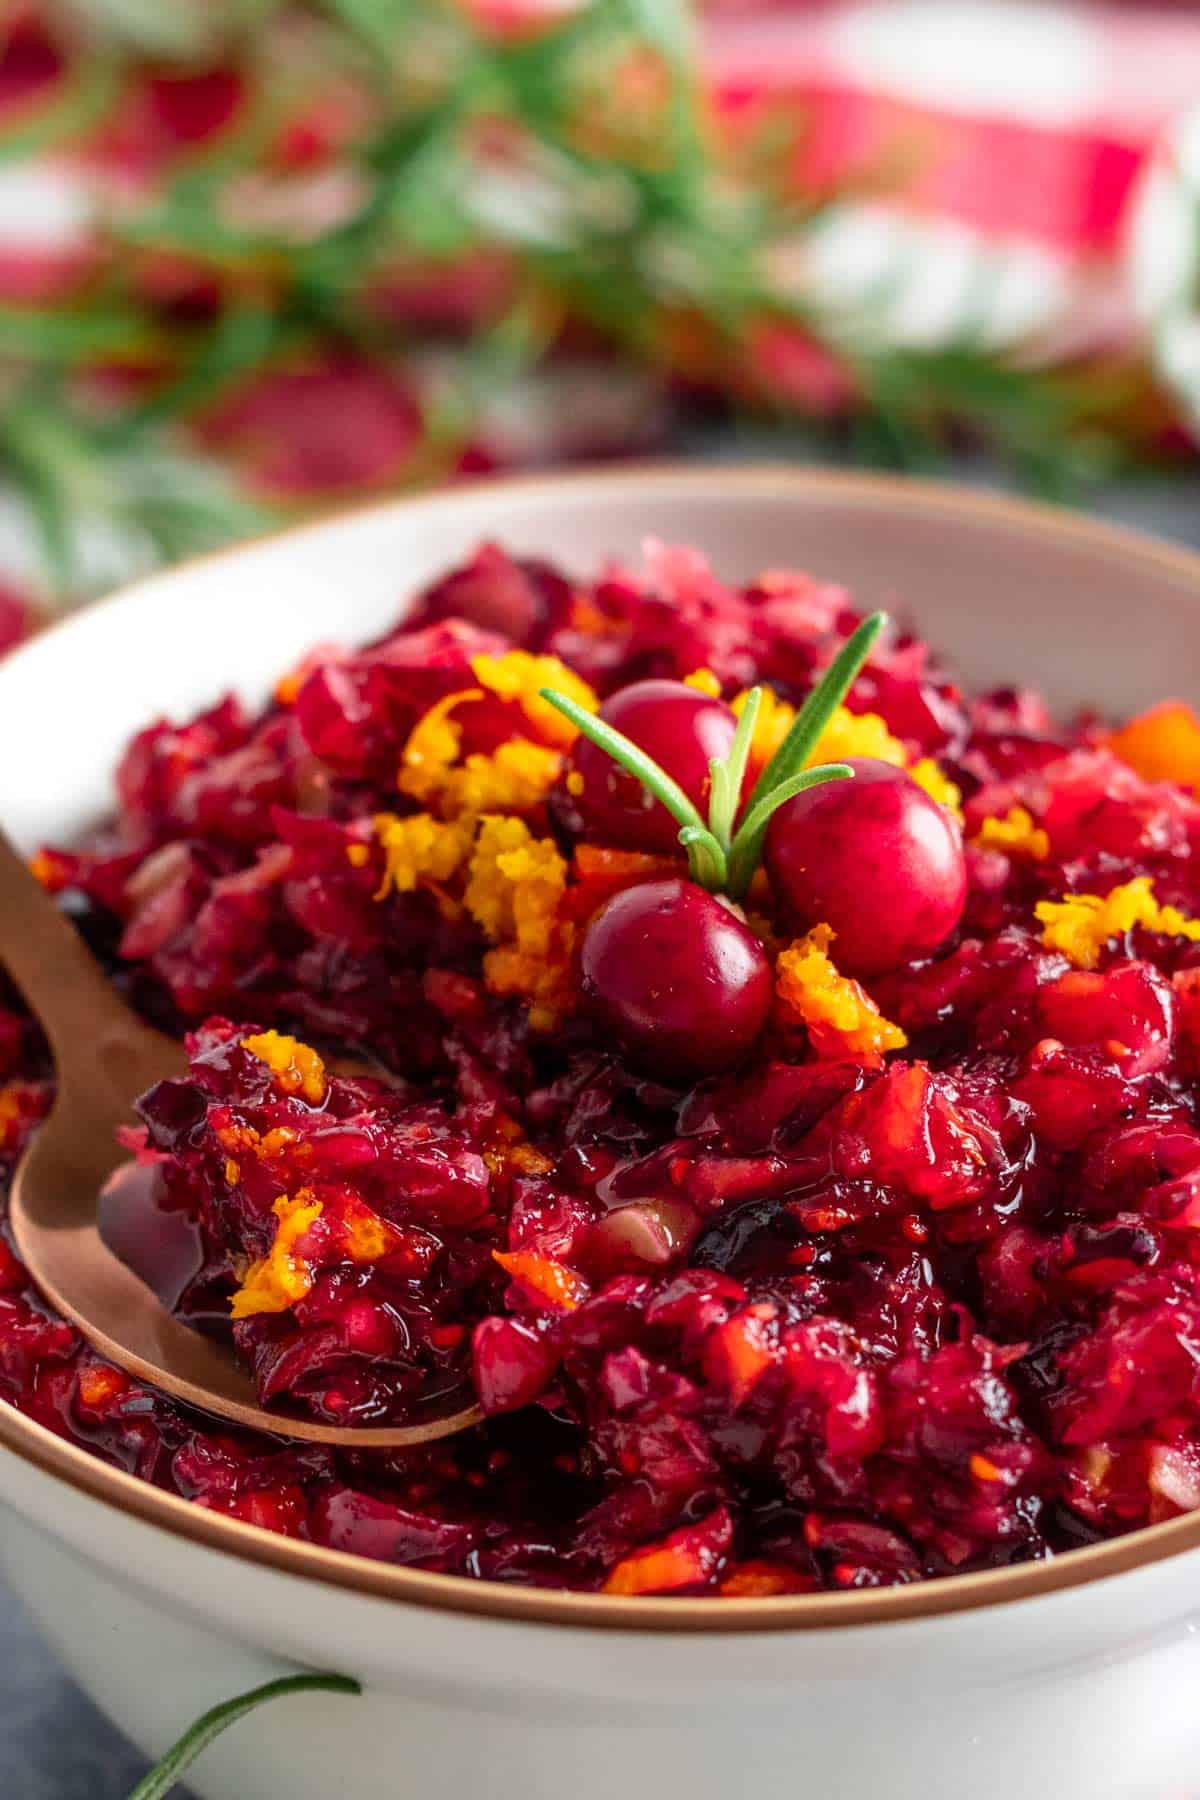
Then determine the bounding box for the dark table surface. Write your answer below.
[3,457,1200,1799]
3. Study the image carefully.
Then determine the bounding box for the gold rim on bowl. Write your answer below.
[3,462,1200,1633]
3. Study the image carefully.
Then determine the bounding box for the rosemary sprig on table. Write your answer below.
[2,0,1148,604]
[127,1672,361,1800]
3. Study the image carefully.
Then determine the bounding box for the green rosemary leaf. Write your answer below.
[538,688,709,838]
[1,381,269,599]
[127,1673,361,1800]
[745,612,887,811]
[707,685,760,849]
[706,760,734,855]
[12,464,76,595]
[726,762,853,898]
[678,823,727,890]
[2,394,93,593]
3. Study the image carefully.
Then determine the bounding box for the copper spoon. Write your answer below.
[0,828,483,1447]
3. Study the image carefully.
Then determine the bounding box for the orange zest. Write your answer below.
[371,812,473,899]
[493,1249,589,1312]
[602,1512,729,1596]
[1108,700,1200,795]
[465,816,574,1030]
[241,1030,328,1104]
[230,1189,324,1318]
[77,1366,131,1410]
[469,650,598,747]
[397,688,482,806]
[1036,876,1200,970]
[972,805,1049,861]
[775,924,907,1061]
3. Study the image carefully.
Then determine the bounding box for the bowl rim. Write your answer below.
[5,458,1200,1635]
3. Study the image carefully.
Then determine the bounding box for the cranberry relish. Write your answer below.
[6,541,1200,1597]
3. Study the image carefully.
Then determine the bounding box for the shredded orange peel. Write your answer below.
[972,806,1050,861]
[77,1365,130,1410]
[909,758,963,819]
[226,1152,406,1317]
[368,809,574,1029]
[367,671,581,1025]
[1037,876,1200,970]
[493,1248,588,1311]
[28,849,66,892]
[483,1114,555,1178]
[241,1031,328,1105]
[397,697,563,820]
[469,650,598,746]
[230,1189,324,1318]
[395,687,482,806]
[395,652,597,816]
[0,1089,24,1153]
[338,1197,403,1263]
[371,812,473,899]
[449,740,565,819]
[775,923,907,1060]
[465,816,574,1030]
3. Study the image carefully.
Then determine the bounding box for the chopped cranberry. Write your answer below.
[2,542,1199,1594]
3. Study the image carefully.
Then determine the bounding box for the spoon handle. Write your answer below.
[0,826,141,1093]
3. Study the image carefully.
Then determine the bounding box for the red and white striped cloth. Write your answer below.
[3,1,1198,373]
[705,0,1200,365]
[3,0,1200,611]
[5,1,1199,361]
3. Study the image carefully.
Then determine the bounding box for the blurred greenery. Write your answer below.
[0,0,1167,600]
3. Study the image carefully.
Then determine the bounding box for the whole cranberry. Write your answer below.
[557,680,738,853]
[580,878,772,1080]
[764,758,966,976]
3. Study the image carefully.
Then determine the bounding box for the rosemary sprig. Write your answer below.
[538,686,728,885]
[540,608,885,898]
[726,611,886,893]
[127,1672,361,1800]
[0,0,1162,604]
[707,685,759,849]
[1,381,268,598]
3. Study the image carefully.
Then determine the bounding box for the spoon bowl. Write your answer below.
[0,828,483,1448]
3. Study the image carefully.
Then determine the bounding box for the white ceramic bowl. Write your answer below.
[3,467,1200,1800]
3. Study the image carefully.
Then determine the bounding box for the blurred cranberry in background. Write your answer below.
[197,355,426,499]
[0,583,34,659]
[0,6,63,117]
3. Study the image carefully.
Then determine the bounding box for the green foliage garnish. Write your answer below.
[723,761,850,899]
[127,1672,361,1800]
[1,0,1144,605]
[725,611,885,894]
[540,607,886,897]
